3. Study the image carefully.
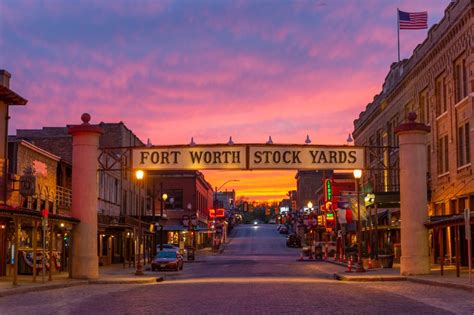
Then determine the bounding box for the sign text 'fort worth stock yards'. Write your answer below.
[132,145,364,171]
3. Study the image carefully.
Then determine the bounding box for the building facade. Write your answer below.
[295,170,327,210]
[15,122,147,266]
[353,0,474,266]
[149,171,213,249]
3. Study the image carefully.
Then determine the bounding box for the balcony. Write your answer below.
[56,186,72,210]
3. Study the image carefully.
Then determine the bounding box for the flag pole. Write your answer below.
[397,8,400,62]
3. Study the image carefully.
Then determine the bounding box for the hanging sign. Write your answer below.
[132,144,364,170]
[248,145,363,170]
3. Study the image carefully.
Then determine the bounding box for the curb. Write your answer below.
[88,276,163,285]
[0,276,165,298]
[407,277,474,292]
[333,273,407,282]
[0,280,88,298]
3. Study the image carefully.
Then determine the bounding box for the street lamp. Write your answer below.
[213,179,240,250]
[353,169,365,272]
[135,170,145,276]
[307,201,313,209]
[159,192,168,251]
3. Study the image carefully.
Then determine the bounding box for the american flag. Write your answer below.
[398,10,428,30]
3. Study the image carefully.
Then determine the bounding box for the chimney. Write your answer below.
[0,70,11,88]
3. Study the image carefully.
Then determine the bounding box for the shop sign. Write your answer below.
[133,144,364,170]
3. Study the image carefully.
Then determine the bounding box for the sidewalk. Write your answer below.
[0,246,224,297]
[0,264,162,298]
[329,259,473,292]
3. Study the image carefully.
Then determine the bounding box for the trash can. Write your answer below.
[187,248,195,261]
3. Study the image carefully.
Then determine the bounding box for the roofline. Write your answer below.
[18,139,61,161]
[353,0,472,136]
[0,85,27,105]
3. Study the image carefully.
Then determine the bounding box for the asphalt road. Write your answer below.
[1,224,474,314]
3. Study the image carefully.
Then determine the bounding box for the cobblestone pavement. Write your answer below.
[1,224,473,315]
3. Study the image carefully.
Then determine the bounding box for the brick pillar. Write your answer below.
[395,112,431,275]
[68,113,103,280]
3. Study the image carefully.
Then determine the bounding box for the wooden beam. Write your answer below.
[439,227,444,276]
[13,217,20,286]
[32,220,38,282]
[48,223,53,281]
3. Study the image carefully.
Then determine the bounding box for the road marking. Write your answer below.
[158,277,341,285]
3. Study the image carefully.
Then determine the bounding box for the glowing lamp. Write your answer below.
[353,169,362,179]
[135,170,144,180]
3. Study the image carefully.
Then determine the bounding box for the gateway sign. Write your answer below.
[132,145,364,170]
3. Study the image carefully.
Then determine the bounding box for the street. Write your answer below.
[1,224,473,315]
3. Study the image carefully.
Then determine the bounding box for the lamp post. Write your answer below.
[135,170,144,276]
[213,180,239,250]
[353,169,365,272]
[159,188,168,252]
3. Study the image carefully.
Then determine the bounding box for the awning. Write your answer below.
[163,225,186,231]
[0,206,79,224]
[425,211,474,228]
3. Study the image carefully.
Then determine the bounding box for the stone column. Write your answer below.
[395,112,430,275]
[68,113,103,279]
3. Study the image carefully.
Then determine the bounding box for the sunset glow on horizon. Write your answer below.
[1,0,447,202]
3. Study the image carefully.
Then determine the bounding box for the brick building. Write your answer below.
[148,171,213,249]
[295,170,331,210]
[15,122,147,266]
[353,0,474,266]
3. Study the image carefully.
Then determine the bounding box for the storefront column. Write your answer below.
[68,114,103,280]
[395,112,430,275]
[13,217,20,286]
[32,221,38,282]
[439,227,444,276]
[48,224,53,281]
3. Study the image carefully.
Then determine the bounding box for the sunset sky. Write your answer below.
[1,0,447,201]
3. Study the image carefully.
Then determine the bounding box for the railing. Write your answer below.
[56,186,72,209]
[365,171,400,193]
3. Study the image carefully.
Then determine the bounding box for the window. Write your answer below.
[437,135,449,174]
[164,189,184,210]
[387,115,399,147]
[427,144,431,175]
[457,122,470,167]
[454,55,468,104]
[435,74,447,117]
[122,190,127,215]
[419,89,429,124]
[369,136,375,162]
[404,103,410,120]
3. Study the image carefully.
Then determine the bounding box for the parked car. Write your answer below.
[286,234,301,247]
[279,226,289,234]
[152,251,184,271]
[156,244,179,252]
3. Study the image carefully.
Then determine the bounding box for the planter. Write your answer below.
[361,258,381,269]
[378,254,394,268]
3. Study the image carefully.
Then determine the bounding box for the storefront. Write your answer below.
[426,211,474,271]
[0,206,78,282]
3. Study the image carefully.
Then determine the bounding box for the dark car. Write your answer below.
[156,244,179,252]
[286,234,301,247]
[279,226,289,234]
[152,251,184,271]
